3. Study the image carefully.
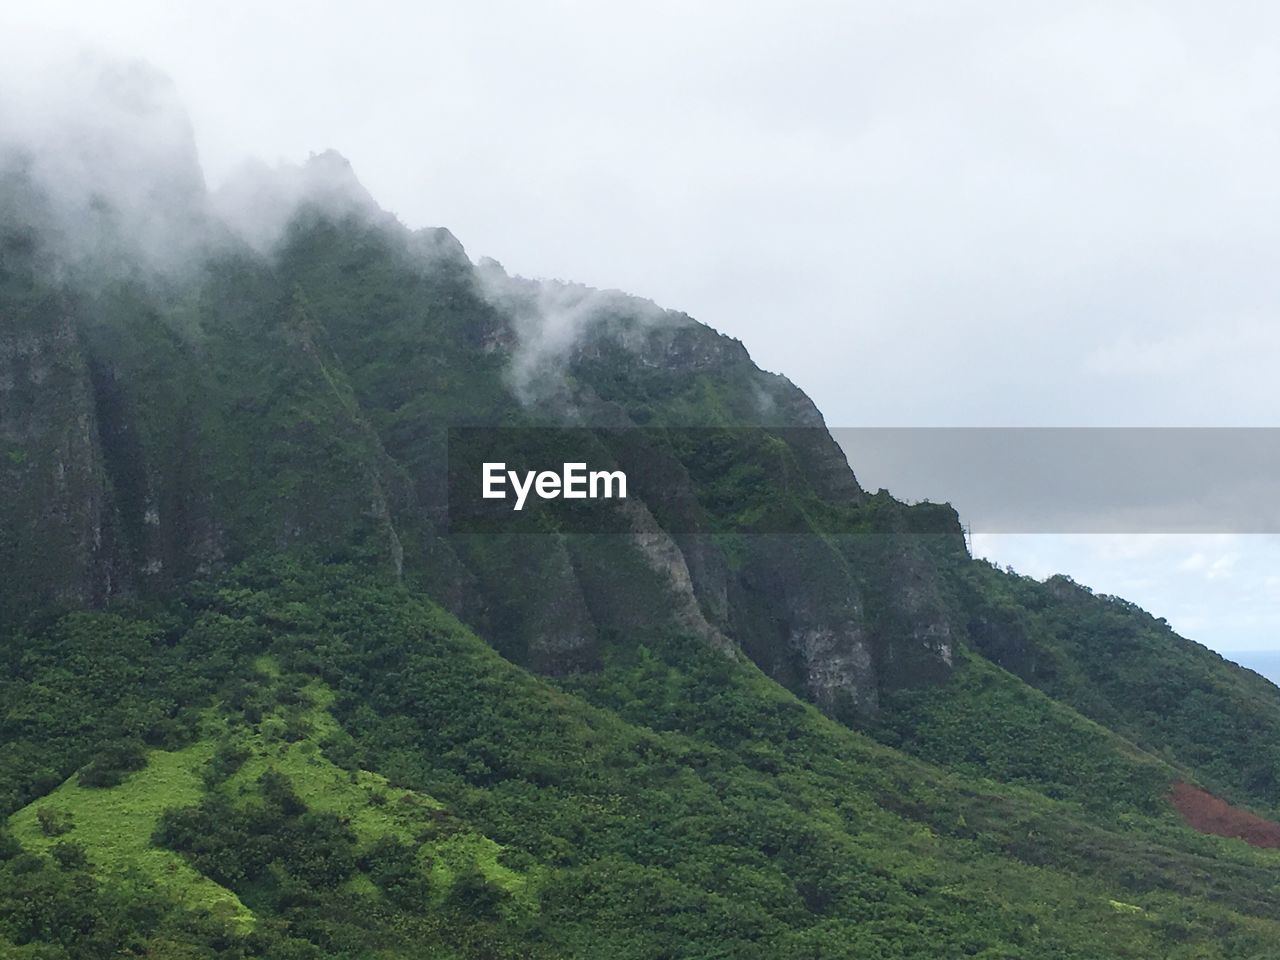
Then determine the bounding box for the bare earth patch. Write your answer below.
[1170,782,1280,848]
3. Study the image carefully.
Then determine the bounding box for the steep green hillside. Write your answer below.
[954,561,1280,816]
[5,561,1280,959]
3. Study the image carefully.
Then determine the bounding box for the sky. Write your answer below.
[3,1,1278,655]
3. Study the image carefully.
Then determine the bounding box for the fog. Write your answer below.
[212,150,394,254]
[0,45,210,279]
[475,259,672,404]
[0,42,402,287]
[0,36,663,402]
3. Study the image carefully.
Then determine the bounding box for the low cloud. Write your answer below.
[0,40,405,286]
[0,42,209,280]
[475,258,669,405]
[212,149,395,254]
[1,39,681,414]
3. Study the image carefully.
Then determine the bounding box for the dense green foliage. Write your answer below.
[959,563,1280,815]
[4,560,1280,958]
[872,648,1175,817]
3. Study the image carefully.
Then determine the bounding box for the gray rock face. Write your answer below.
[520,286,961,721]
[618,497,735,655]
[734,535,881,720]
[622,319,753,373]
[844,530,961,693]
[0,304,123,616]
[792,624,879,716]
[520,535,599,675]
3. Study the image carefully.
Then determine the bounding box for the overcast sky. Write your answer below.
[4,1,1278,655]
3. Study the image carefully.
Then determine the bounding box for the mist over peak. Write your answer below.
[0,51,206,200]
[474,256,677,404]
[213,148,395,254]
[0,47,209,279]
[0,45,404,281]
[0,43,728,409]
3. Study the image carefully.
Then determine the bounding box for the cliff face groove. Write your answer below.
[0,302,122,616]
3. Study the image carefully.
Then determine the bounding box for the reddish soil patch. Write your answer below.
[1170,782,1280,848]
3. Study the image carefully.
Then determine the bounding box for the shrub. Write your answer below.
[446,867,508,919]
[202,740,251,787]
[36,807,73,837]
[50,841,89,871]
[78,741,148,788]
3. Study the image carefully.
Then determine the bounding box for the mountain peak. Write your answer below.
[0,51,207,276]
[213,149,393,253]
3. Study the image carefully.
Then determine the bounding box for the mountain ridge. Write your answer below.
[3,62,1280,958]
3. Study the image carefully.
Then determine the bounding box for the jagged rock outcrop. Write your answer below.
[617,497,734,654]
[731,535,879,719]
[0,300,124,615]
[870,533,957,689]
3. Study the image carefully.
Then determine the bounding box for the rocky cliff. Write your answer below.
[0,132,963,722]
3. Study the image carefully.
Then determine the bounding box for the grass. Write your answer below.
[7,737,254,931]
[216,669,536,906]
[6,665,535,933]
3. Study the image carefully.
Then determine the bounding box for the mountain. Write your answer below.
[3,62,1280,959]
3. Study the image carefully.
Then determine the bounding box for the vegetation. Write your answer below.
[3,560,1280,958]
[5,157,1280,957]
[958,562,1280,816]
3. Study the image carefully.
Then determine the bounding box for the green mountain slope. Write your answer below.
[4,69,1280,957]
[955,562,1280,815]
[5,561,1280,959]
